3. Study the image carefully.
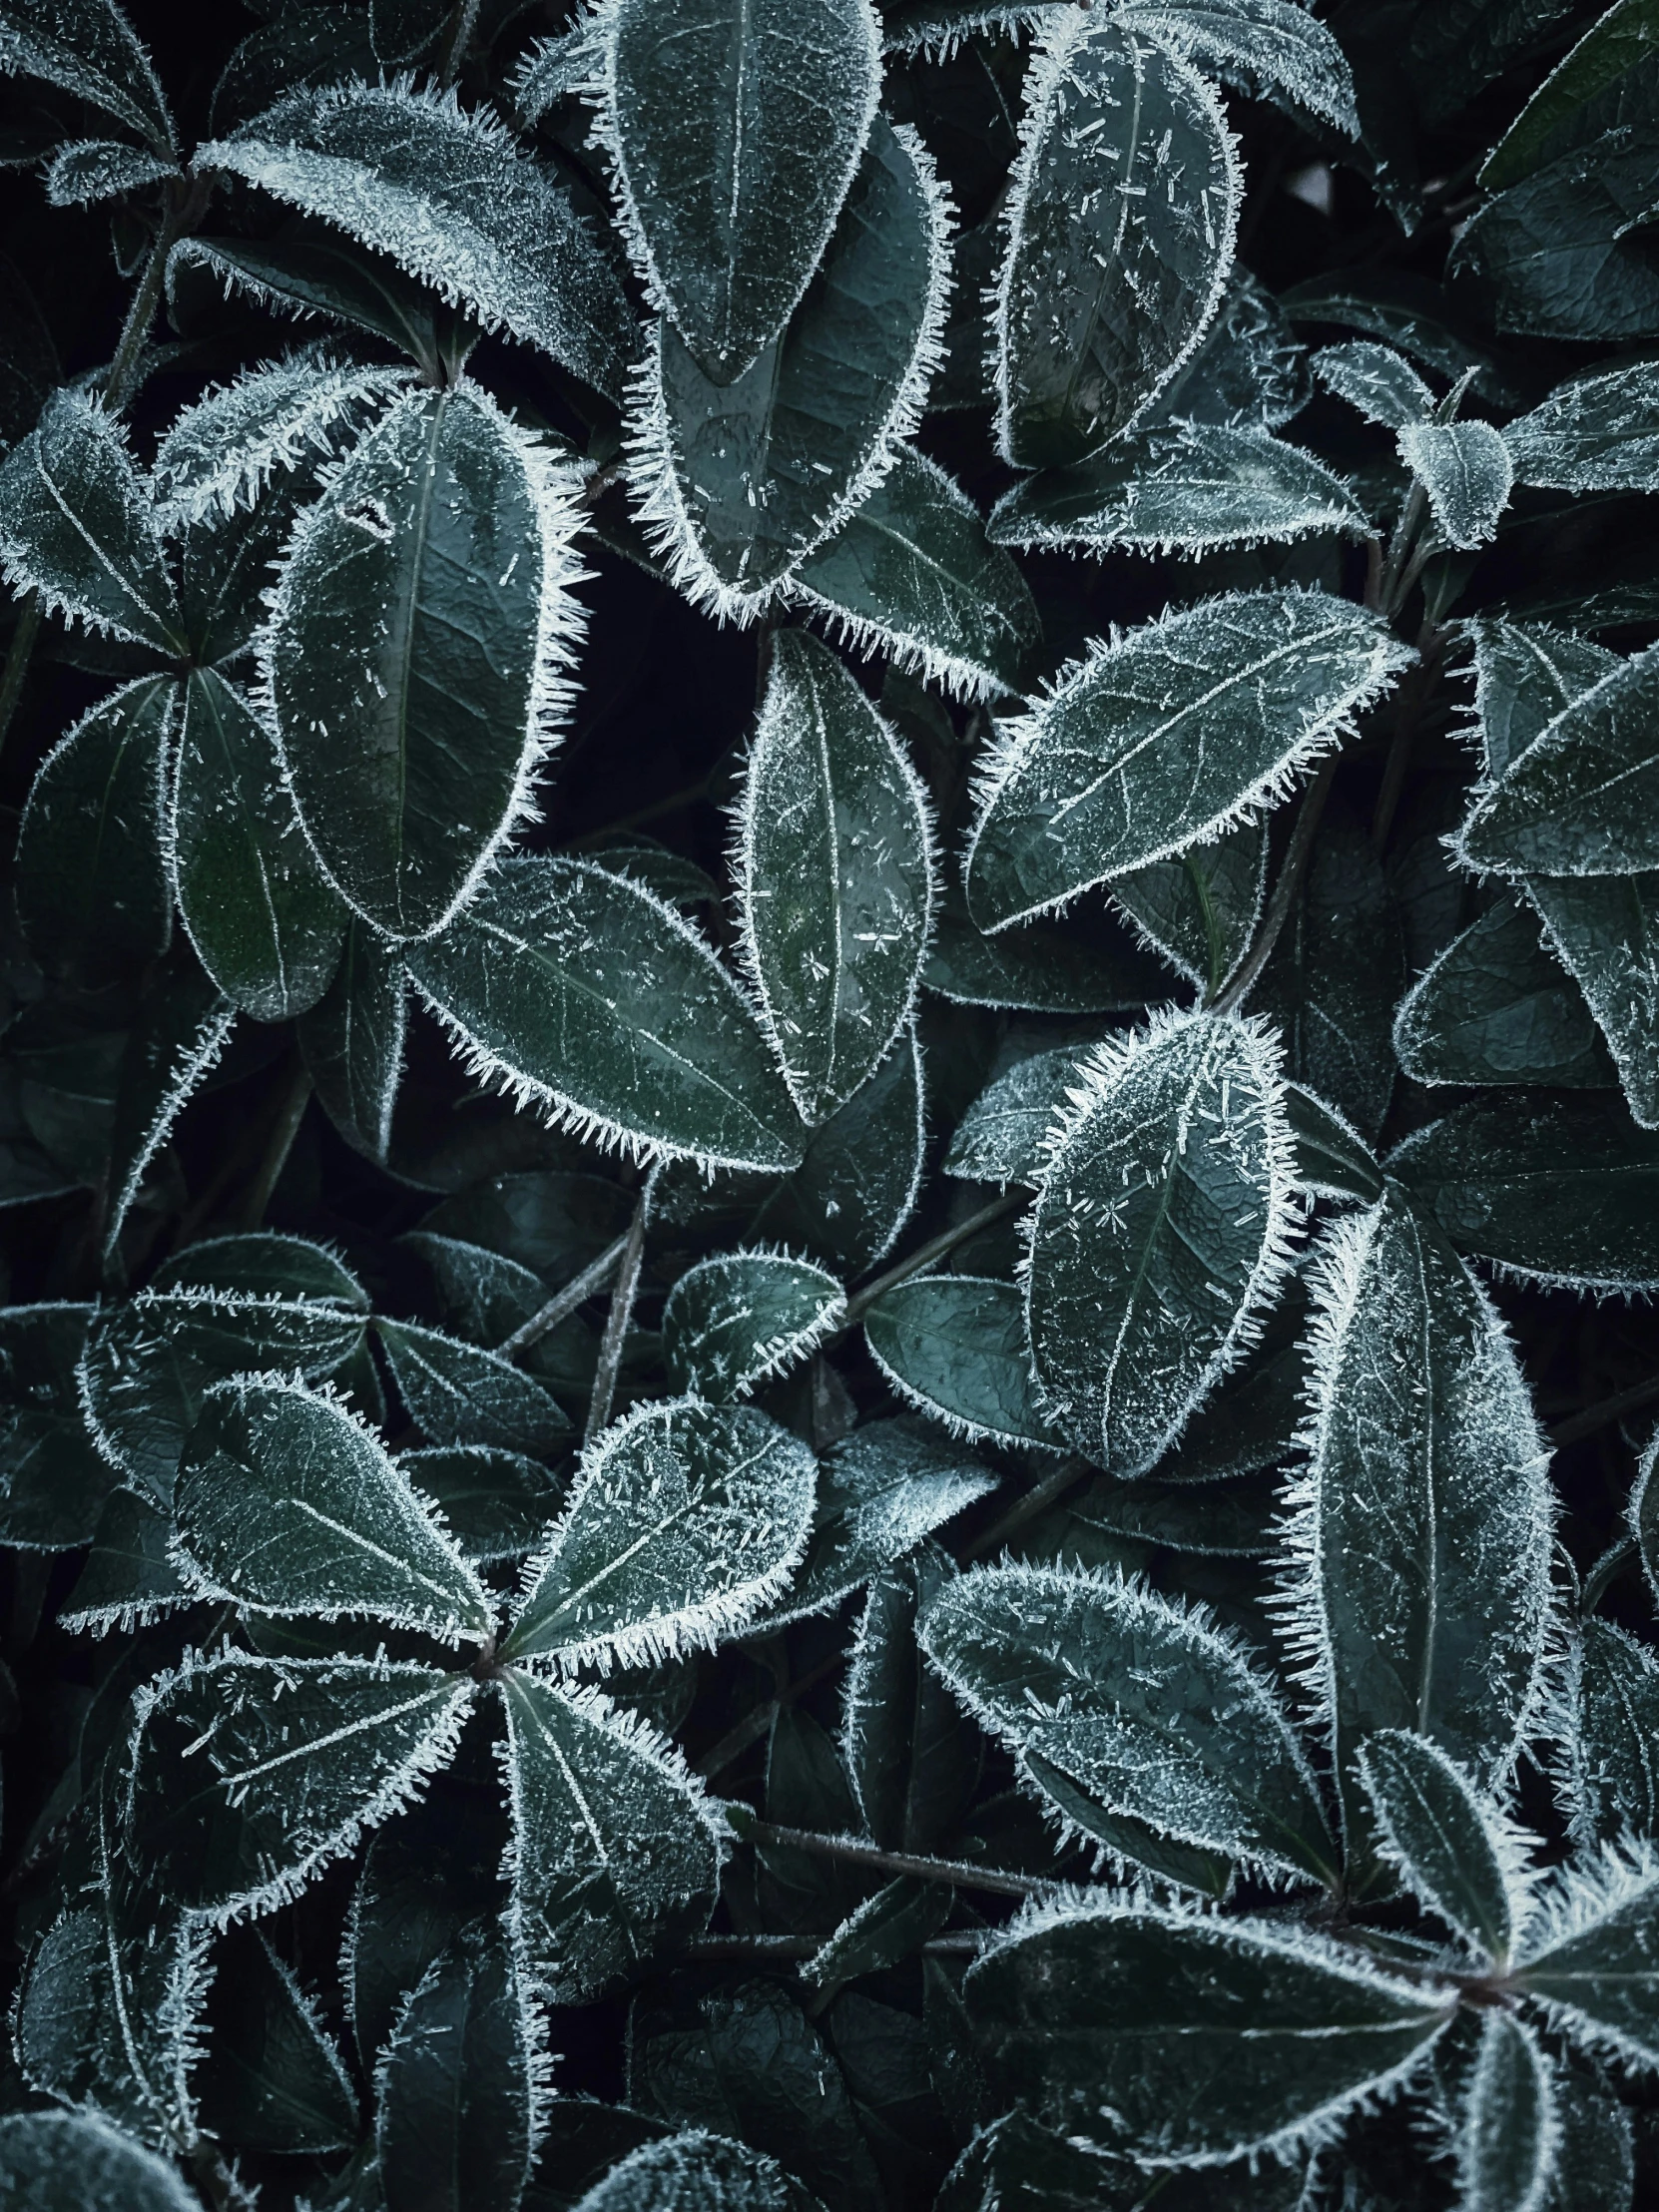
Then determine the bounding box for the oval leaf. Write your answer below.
[375,1317,573,1456]
[1391,896,1613,1091]
[1356,1730,1521,1966]
[863,1275,1064,1451]
[1455,2012,1558,2212]
[663,1250,845,1400]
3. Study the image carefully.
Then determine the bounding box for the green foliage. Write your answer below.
[1,4,1658,2208]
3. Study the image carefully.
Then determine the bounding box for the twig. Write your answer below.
[240,1065,313,1231]
[1209,759,1338,1015]
[104,175,211,416]
[958,1457,1091,1562]
[736,1818,1056,1902]
[583,1172,653,1443]
[841,1191,1025,1328]
[499,1234,630,1357]
[1550,1374,1659,1450]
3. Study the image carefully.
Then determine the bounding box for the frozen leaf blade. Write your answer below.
[375,1318,573,1457]
[297,916,406,1166]
[1526,872,1659,1129]
[1396,419,1513,550]
[1119,0,1359,136]
[0,2113,200,2212]
[0,0,173,152]
[1517,1845,1659,2072]
[1356,1731,1521,1965]
[1505,362,1659,492]
[1026,1009,1299,1476]
[600,0,882,383]
[863,1275,1063,1452]
[1456,2012,1559,2212]
[266,381,586,941]
[172,1375,493,1640]
[662,1250,845,1401]
[1391,896,1613,1092]
[944,1045,1080,1188]
[995,17,1241,468]
[1111,820,1267,995]
[503,1397,816,1670]
[573,2132,822,2212]
[1313,339,1434,428]
[965,589,1407,930]
[738,630,935,1123]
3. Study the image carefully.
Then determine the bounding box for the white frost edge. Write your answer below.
[620,119,955,628]
[1021,1004,1304,1477]
[1513,1837,1659,2075]
[1106,820,1270,996]
[103,997,238,1265]
[732,633,940,1126]
[662,1245,847,1398]
[963,587,1413,931]
[256,377,590,944]
[882,4,1060,62]
[863,1271,1067,1454]
[505,1394,818,1676]
[1454,2011,1561,2212]
[991,20,1243,469]
[1353,1731,1542,1968]
[122,1646,477,1931]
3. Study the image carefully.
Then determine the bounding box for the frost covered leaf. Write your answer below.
[1505,362,1659,492]
[1393,894,1614,1091]
[60,1487,188,1636]
[1396,419,1513,550]
[862,1275,1063,1452]
[104,952,238,1262]
[840,1542,982,1855]
[407,857,805,1175]
[195,82,633,399]
[126,1651,474,1922]
[1573,1619,1659,1846]
[750,1023,924,1272]
[151,352,411,527]
[1388,1096,1659,1297]
[375,1924,534,2212]
[369,0,449,66]
[964,1895,1452,2164]
[297,916,406,1166]
[194,1928,357,2155]
[1456,645,1659,878]
[170,232,462,383]
[266,381,585,941]
[662,1250,845,1401]
[1515,1845,1659,2071]
[737,631,935,1123]
[599,0,881,383]
[1112,820,1267,996]
[944,1045,1079,1187]
[631,117,950,619]
[0,2112,200,2212]
[964,589,1407,930]
[1312,340,1434,428]
[1356,1731,1521,1966]
[0,391,184,653]
[500,1672,721,2000]
[79,1280,365,1503]
[156,1229,369,1307]
[1282,1189,1554,1837]
[170,669,346,1024]
[503,1397,816,1670]
[1468,615,1620,781]
[1524,874,1659,1128]
[573,2132,824,2212]
[43,138,176,208]
[988,422,1366,561]
[1118,0,1360,138]
[753,1419,994,1631]
[994,16,1241,468]
[1477,0,1659,192]
[1026,1009,1298,1477]
[172,1376,493,1640]
[1285,1082,1384,1206]
[925,891,1164,1010]
[0,0,174,154]
[922,1562,1337,1887]
[0,1306,117,1549]
[399,1447,563,1568]
[375,1317,573,1457]
[1452,132,1659,345]
[16,676,175,987]
[1455,2012,1559,2212]
[788,445,1041,705]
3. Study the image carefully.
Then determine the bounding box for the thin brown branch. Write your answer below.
[737,1818,1056,1902]
[841,1190,1025,1328]
[583,1174,653,1444]
[499,1234,629,1357]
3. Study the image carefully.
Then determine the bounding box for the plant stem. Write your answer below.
[584,1173,653,1444]
[240,1065,313,1231]
[499,1233,629,1357]
[738,1818,1056,1902]
[1377,481,1429,623]
[1551,1373,1659,1449]
[104,181,204,415]
[693,1647,846,1780]
[0,594,42,762]
[841,1190,1025,1327]
[1209,758,1338,1015]
[1579,1535,1638,1616]
[958,1456,1091,1562]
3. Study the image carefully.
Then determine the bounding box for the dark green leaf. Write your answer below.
[170,231,462,380]
[266,382,585,940]
[1284,1081,1383,1204]
[376,1317,573,1456]
[1549,2054,1635,2212]
[1356,1730,1519,1964]
[663,1250,844,1400]
[632,116,949,617]
[59,1485,189,1634]
[1066,1465,1282,1555]
[1396,418,1513,549]
[297,914,406,1164]
[196,1928,357,2155]
[1505,361,1659,492]
[1454,2011,1558,2212]
[197,82,633,397]
[965,589,1406,929]
[376,1924,534,2212]
[964,1896,1452,2163]
[1120,1,1359,135]
[103,947,238,1261]
[944,1044,1078,1188]
[0,1303,118,1548]
[173,1375,493,1637]
[0,0,174,153]
[920,1561,1338,1885]
[995,17,1241,468]
[790,445,1041,704]
[1025,1009,1298,1475]
[500,1671,720,1999]
[370,0,448,65]
[1313,338,1434,428]
[752,1024,925,1271]
[1516,1846,1659,2070]
[1391,895,1612,1091]
[737,631,934,1121]
[1453,128,1659,342]
[1527,872,1659,1127]
[43,138,176,207]
[0,2111,200,2212]
[863,1274,1063,1451]
[925,895,1164,1012]
[1481,0,1659,191]
[843,1543,983,1854]
[1571,1617,1659,1845]
[408,857,806,1174]
[401,1445,564,1566]
[572,2132,825,2212]
[504,1397,816,1667]
[600,0,882,383]
[1112,820,1267,997]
